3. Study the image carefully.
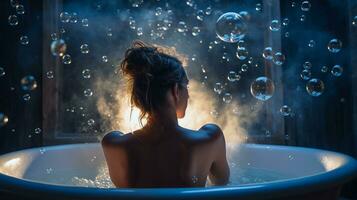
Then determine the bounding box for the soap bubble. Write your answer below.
[236,47,248,60]
[46,71,54,79]
[227,71,240,82]
[20,36,29,45]
[23,94,31,101]
[269,20,281,31]
[192,26,200,36]
[280,105,292,116]
[129,0,143,7]
[216,12,247,43]
[214,82,223,94]
[301,1,311,12]
[282,18,289,26]
[300,15,306,22]
[10,0,20,7]
[308,40,315,47]
[303,61,312,69]
[205,6,212,15]
[177,21,187,33]
[223,93,232,103]
[60,12,70,23]
[102,56,108,63]
[237,40,246,48]
[306,78,324,97]
[8,15,18,26]
[255,3,262,12]
[106,27,113,37]
[50,33,59,41]
[137,27,143,36]
[21,75,37,91]
[241,64,248,72]
[239,11,251,22]
[327,39,342,53]
[285,32,290,38]
[82,69,91,79]
[155,7,163,16]
[87,119,95,126]
[196,10,204,21]
[0,113,9,127]
[84,89,93,97]
[62,54,72,64]
[80,44,89,54]
[0,67,5,77]
[262,47,273,60]
[353,16,357,27]
[273,52,285,65]
[331,65,343,77]
[34,128,41,134]
[81,18,89,27]
[250,77,275,101]
[300,69,311,80]
[321,66,328,73]
[16,4,25,14]
[50,39,67,57]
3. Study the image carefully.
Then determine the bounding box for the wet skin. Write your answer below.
[101,123,230,188]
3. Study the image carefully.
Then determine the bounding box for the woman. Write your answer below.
[101,40,230,188]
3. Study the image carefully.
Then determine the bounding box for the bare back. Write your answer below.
[101,124,230,188]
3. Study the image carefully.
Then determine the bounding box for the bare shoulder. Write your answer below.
[101,131,133,147]
[199,123,224,140]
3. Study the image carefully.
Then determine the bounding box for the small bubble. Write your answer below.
[60,12,70,23]
[280,105,292,116]
[81,18,89,27]
[51,39,67,57]
[82,69,91,79]
[255,3,262,12]
[240,64,248,72]
[46,168,54,174]
[300,15,306,22]
[196,10,204,21]
[306,78,325,97]
[308,40,315,48]
[20,36,29,45]
[34,128,42,134]
[300,69,311,80]
[87,119,95,126]
[321,66,328,73]
[262,47,273,60]
[46,71,54,79]
[0,113,9,127]
[303,61,312,69]
[23,94,31,101]
[102,56,108,63]
[223,93,232,103]
[269,20,281,31]
[301,1,311,12]
[8,15,19,26]
[0,67,5,77]
[236,47,248,60]
[39,148,46,154]
[282,18,289,26]
[192,26,200,36]
[288,155,294,160]
[62,54,72,64]
[213,82,223,94]
[331,65,343,77]
[84,89,93,97]
[327,39,342,53]
[69,12,78,23]
[80,44,89,54]
[16,4,25,14]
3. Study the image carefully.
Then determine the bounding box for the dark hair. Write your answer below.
[120,40,188,123]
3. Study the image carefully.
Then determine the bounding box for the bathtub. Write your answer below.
[0,143,356,200]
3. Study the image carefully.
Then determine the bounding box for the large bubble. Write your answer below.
[216,12,247,43]
[250,77,275,101]
[306,78,325,97]
[50,39,67,57]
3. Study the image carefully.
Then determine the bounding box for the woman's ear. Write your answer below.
[171,83,180,105]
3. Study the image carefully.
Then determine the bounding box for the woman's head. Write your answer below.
[120,40,189,123]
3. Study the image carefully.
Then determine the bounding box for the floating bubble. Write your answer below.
[223,93,232,103]
[137,27,143,36]
[239,11,251,22]
[8,15,18,26]
[269,20,281,31]
[0,67,5,77]
[227,71,240,82]
[273,52,285,65]
[60,12,70,23]
[250,77,275,101]
[62,54,72,64]
[308,40,315,48]
[285,32,290,38]
[82,69,91,79]
[236,47,248,60]
[214,82,223,94]
[216,12,247,43]
[300,15,306,22]
[155,7,162,16]
[0,113,9,127]
[282,18,289,26]
[255,3,262,12]
[84,89,93,97]
[177,21,187,33]
[237,40,245,48]
[300,69,311,80]
[196,10,204,21]
[129,0,143,7]
[87,119,95,126]
[241,64,248,72]
[306,78,324,97]
[51,33,59,41]
[69,12,78,23]
[205,6,212,15]
[10,0,20,7]
[262,47,273,60]
[265,130,272,138]
[327,39,342,53]
[106,27,113,37]
[16,4,25,14]
[291,1,296,7]
[21,75,37,91]
[280,105,292,116]
[129,18,136,30]
[331,65,343,77]
[81,18,89,27]
[301,1,311,12]
[321,66,328,73]
[102,56,108,63]
[353,16,357,27]
[34,128,41,134]
[46,71,54,79]
[192,26,200,36]
[50,39,67,57]
[20,36,29,45]
[80,44,89,54]
[23,94,31,101]
[303,61,312,69]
